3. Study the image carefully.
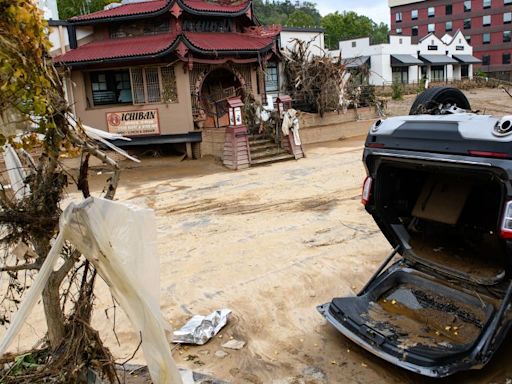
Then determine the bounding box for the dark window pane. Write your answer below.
[265,62,279,93]
[90,70,132,106]
[446,4,453,15]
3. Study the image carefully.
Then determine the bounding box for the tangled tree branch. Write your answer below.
[0,1,124,382]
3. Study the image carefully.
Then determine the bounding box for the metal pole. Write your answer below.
[358,245,400,296]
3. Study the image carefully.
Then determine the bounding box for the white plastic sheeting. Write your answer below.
[3,144,30,200]
[0,197,182,384]
[66,114,140,163]
[281,109,302,146]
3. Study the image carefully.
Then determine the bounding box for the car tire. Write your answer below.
[409,87,471,115]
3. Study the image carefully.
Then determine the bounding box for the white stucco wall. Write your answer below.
[335,32,476,85]
[280,30,326,58]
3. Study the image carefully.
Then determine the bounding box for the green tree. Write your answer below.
[321,11,389,49]
[287,10,315,27]
[372,22,390,44]
[57,0,117,19]
[0,0,121,381]
[253,0,321,26]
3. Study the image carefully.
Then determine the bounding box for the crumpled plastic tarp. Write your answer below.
[0,197,182,384]
[173,309,232,345]
[3,144,30,200]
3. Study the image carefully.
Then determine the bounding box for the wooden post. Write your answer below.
[222,97,251,170]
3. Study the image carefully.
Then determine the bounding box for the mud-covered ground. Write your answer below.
[6,88,512,383]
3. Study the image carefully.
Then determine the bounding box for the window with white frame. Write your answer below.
[428,23,435,32]
[505,12,512,24]
[483,0,491,7]
[428,7,435,17]
[396,12,403,22]
[89,66,178,107]
[464,1,472,12]
[446,21,453,31]
[483,15,491,26]
[411,9,418,20]
[483,32,491,44]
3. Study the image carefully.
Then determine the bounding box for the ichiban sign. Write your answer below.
[106,109,160,136]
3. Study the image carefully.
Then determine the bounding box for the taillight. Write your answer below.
[468,150,511,159]
[500,201,512,239]
[361,176,373,206]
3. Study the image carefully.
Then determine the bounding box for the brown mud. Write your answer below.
[3,88,512,383]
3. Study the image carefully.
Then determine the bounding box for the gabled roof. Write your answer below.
[418,32,444,44]
[183,31,273,52]
[54,32,179,64]
[70,0,252,23]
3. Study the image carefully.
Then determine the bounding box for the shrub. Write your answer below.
[391,81,403,100]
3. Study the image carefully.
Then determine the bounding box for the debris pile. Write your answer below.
[282,39,347,117]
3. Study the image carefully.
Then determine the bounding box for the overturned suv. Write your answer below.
[318,87,512,377]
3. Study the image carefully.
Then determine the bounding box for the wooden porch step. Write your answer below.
[251,153,295,166]
[250,142,279,152]
[249,138,274,146]
[251,148,289,159]
[248,134,267,141]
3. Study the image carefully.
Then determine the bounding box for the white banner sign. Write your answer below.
[106,109,160,136]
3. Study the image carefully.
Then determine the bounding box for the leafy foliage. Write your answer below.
[391,81,403,100]
[253,0,322,26]
[0,1,120,382]
[57,0,118,20]
[287,10,316,27]
[322,11,389,49]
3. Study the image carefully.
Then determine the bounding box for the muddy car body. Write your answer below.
[319,88,512,377]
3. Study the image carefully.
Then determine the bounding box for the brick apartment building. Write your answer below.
[389,0,512,79]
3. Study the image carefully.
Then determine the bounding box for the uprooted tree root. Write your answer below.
[1,322,117,384]
[0,260,119,384]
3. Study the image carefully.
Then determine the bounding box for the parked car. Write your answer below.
[318,87,512,378]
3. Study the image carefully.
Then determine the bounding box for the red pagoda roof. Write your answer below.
[70,0,251,22]
[54,33,178,63]
[71,0,169,21]
[183,32,273,52]
[182,0,249,13]
[54,31,274,64]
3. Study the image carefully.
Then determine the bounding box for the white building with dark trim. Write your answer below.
[337,30,481,86]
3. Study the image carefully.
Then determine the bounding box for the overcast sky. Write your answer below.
[314,0,390,26]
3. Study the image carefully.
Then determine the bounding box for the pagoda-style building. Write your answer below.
[54,0,281,158]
